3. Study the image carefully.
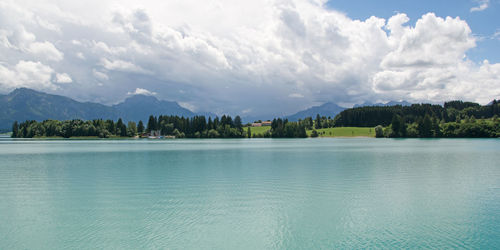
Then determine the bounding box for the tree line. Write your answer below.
[145,115,244,138]
[337,100,500,138]
[334,100,500,127]
[11,114,313,138]
[11,119,140,138]
[374,113,500,138]
[11,100,499,139]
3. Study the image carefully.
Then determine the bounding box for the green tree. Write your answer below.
[431,117,441,137]
[116,118,123,136]
[11,121,19,138]
[315,114,321,129]
[160,122,174,135]
[208,129,220,138]
[137,120,144,134]
[303,117,313,130]
[470,115,476,123]
[375,125,384,138]
[247,126,251,138]
[311,130,319,138]
[147,115,156,133]
[391,115,401,137]
[105,120,115,135]
[127,121,137,137]
[418,114,433,137]
[116,118,127,136]
[234,116,243,131]
[172,128,185,138]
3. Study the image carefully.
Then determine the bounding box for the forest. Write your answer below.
[11,115,311,138]
[335,100,500,138]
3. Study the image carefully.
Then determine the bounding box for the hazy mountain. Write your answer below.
[0,88,200,131]
[353,101,412,108]
[113,94,195,122]
[0,88,420,132]
[241,115,274,124]
[286,102,347,121]
[0,88,118,131]
[196,111,218,119]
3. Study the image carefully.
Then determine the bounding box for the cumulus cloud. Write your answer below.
[0,0,498,115]
[127,88,156,96]
[470,0,489,12]
[381,14,475,68]
[55,73,72,83]
[372,13,487,101]
[100,58,151,74]
[0,60,55,90]
[0,24,63,61]
[28,41,64,61]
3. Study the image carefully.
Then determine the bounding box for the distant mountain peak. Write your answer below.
[10,87,41,95]
[321,102,343,108]
[12,87,33,92]
[354,100,412,108]
[286,102,347,121]
[122,94,161,103]
[127,94,156,99]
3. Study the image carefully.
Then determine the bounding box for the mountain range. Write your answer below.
[353,100,412,108]
[0,88,198,131]
[0,88,415,131]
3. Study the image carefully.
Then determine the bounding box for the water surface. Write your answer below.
[0,138,499,249]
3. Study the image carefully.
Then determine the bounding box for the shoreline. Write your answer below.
[3,136,498,140]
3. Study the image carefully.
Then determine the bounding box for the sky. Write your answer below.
[0,0,499,118]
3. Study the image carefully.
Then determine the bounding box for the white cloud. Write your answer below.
[92,69,109,80]
[127,87,156,96]
[100,58,151,74]
[381,14,475,68]
[71,40,82,45]
[178,101,196,112]
[289,93,304,98]
[35,16,60,32]
[28,41,64,61]
[76,52,85,60]
[372,13,484,101]
[0,0,498,115]
[55,73,72,83]
[0,60,56,91]
[470,0,489,12]
[0,24,63,61]
[493,30,500,40]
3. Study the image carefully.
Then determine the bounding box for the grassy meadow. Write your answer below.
[249,126,375,137]
[249,126,271,135]
[307,127,375,137]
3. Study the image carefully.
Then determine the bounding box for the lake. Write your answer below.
[0,138,499,249]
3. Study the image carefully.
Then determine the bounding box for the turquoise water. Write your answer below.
[0,138,499,249]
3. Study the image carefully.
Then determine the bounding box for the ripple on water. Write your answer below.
[0,138,499,249]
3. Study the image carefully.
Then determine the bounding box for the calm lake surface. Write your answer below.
[0,138,499,249]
